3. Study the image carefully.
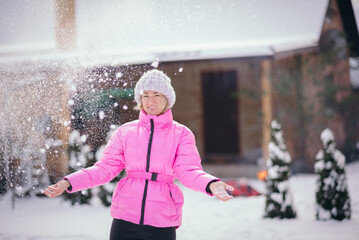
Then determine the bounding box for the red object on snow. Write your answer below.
[225,180,261,197]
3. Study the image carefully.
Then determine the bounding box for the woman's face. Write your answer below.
[141,90,168,115]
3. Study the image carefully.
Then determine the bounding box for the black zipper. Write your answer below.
[139,118,154,225]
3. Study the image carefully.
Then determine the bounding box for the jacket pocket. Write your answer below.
[112,178,127,208]
[169,184,184,203]
[169,184,184,216]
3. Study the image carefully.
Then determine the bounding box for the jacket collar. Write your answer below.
[139,109,173,128]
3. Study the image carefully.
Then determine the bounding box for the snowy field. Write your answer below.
[0,161,358,240]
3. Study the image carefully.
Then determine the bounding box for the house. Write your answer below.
[0,0,358,182]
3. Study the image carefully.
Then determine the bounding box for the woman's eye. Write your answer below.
[155,95,161,97]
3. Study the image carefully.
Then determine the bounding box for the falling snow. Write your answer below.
[98,111,105,120]
[116,72,123,78]
[151,60,160,68]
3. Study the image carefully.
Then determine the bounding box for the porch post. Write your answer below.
[55,0,77,50]
[52,0,77,178]
[261,59,273,163]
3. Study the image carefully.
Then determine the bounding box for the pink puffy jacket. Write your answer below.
[65,109,218,228]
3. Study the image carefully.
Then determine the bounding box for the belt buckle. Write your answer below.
[151,172,158,181]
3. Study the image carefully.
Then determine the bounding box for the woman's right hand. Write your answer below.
[209,181,234,202]
[44,179,70,198]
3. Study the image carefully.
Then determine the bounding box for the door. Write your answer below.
[202,71,239,162]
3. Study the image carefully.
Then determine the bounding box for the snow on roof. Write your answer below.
[350,57,359,88]
[0,0,329,65]
[349,0,359,89]
[0,0,56,53]
[352,0,359,29]
[75,0,328,63]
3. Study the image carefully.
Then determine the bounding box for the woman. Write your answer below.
[44,69,234,240]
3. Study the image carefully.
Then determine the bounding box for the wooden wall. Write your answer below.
[159,58,263,164]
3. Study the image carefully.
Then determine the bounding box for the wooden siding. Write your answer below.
[160,58,263,164]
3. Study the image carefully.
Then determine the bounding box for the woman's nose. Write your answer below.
[148,97,156,104]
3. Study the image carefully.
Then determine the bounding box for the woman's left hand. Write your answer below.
[209,181,234,202]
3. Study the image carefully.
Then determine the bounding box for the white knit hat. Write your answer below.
[134,69,176,108]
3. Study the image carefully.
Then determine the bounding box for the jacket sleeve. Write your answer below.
[173,127,219,196]
[65,127,125,193]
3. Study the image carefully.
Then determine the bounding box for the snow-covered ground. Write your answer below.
[1,161,358,240]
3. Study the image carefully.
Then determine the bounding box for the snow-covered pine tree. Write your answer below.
[314,128,351,221]
[264,120,296,219]
[9,132,49,199]
[63,130,93,205]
